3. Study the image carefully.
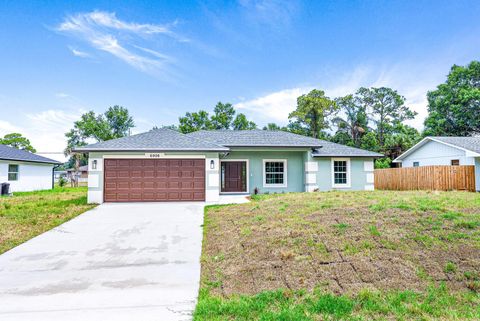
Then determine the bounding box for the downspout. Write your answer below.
[52,164,60,189]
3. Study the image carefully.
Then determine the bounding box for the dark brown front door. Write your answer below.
[104,159,205,202]
[221,161,247,192]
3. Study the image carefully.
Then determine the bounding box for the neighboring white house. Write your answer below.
[0,144,61,193]
[393,136,480,191]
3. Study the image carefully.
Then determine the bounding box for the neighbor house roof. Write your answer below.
[73,128,230,152]
[187,130,383,157]
[0,144,61,164]
[394,136,480,162]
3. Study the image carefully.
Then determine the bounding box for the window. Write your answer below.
[413,162,420,167]
[8,164,19,181]
[332,158,350,188]
[451,159,460,166]
[263,160,287,187]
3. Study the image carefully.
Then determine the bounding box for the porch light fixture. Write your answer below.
[92,160,97,170]
[210,160,215,169]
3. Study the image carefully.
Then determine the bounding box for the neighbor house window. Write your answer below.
[332,158,350,188]
[451,159,460,166]
[8,164,19,181]
[413,162,420,167]
[263,160,287,187]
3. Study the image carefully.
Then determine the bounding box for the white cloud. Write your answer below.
[55,92,70,98]
[56,11,182,76]
[68,46,92,58]
[235,87,311,124]
[238,0,299,28]
[0,110,82,162]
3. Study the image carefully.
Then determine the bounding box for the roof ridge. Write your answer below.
[183,131,229,149]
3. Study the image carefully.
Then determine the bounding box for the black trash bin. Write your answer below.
[1,183,10,195]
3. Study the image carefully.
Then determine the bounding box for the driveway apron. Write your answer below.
[0,202,205,321]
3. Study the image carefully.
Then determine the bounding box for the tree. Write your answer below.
[105,105,135,138]
[178,102,257,133]
[232,113,257,130]
[359,131,380,153]
[383,122,421,160]
[64,106,134,184]
[178,110,212,134]
[358,87,416,149]
[375,157,392,169]
[0,133,36,153]
[423,61,480,136]
[285,120,311,137]
[69,106,135,142]
[263,123,282,131]
[332,94,368,147]
[211,102,236,130]
[289,89,338,138]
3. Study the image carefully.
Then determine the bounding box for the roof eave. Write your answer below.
[72,147,230,153]
[0,157,61,165]
[312,154,383,158]
[225,144,322,148]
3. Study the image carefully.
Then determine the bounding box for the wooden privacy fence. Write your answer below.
[374,165,476,192]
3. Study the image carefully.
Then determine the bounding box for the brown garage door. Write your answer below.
[104,159,205,202]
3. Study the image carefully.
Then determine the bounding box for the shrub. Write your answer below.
[375,157,392,169]
[58,176,67,187]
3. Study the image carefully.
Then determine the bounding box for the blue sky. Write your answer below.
[1,0,479,160]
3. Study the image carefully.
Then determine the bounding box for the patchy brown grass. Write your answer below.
[200,191,480,297]
[0,187,95,253]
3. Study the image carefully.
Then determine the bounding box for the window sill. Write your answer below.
[263,184,287,188]
[332,184,351,189]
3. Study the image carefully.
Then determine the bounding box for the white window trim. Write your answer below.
[331,158,351,188]
[8,164,19,181]
[263,159,288,188]
[219,159,250,194]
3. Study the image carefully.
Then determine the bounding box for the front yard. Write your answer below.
[195,191,480,320]
[0,187,95,254]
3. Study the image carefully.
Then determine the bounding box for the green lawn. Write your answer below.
[0,187,95,254]
[195,191,480,320]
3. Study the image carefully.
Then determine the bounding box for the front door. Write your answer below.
[221,161,247,192]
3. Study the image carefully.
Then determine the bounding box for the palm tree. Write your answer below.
[332,95,368,147]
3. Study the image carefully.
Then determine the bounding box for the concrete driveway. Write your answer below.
[0,202,205,321]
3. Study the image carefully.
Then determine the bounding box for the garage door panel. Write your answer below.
[117,159,131,167]
[117,182,130,189]
[130,181,142,189]
[168,181,180,188]
[144,170,155,178]
[104,158,205,202]
[169,170,181,178]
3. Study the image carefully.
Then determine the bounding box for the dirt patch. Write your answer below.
[200,191,480,297]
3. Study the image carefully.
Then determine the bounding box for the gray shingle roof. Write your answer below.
[0,144,61,164]
[187,130,325,148]
[432,137,480,154]
[311,141,383,157]
[74,128,229,152]
[74,128,382,157]
[187,130,382,157]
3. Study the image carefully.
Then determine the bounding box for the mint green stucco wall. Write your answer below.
[315,157,373,191]
[222,150,305,193]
